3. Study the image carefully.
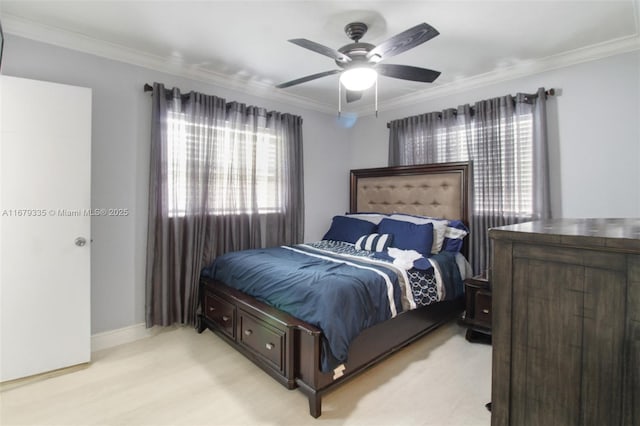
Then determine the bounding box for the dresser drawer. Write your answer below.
[238,311,285,372]
[474,291,492,327]
[204,292,235,338]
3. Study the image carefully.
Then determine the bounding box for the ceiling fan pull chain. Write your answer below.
[375,79,378,118]
[338,79,342,117]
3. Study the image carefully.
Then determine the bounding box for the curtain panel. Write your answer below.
[146,83,304,327]
[388,88,550,275]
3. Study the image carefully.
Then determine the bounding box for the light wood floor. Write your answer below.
[1,321,491,425]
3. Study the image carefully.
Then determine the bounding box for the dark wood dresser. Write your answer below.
[489,218,640,426]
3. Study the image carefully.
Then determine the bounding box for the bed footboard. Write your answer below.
[295,297,464,417]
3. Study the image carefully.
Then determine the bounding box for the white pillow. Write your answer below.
[345,213,388,225]
[389,214,448,254]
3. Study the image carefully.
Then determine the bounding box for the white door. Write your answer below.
[0,75,91,382]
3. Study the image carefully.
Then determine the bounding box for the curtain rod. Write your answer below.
[386,88,556,128]
[145,84,555,98]
[142,82,303,122]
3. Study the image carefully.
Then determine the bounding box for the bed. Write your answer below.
[198,161,472,417]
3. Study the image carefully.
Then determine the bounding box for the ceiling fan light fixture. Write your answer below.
[340,67,377,91]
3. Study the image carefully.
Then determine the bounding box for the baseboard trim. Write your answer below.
[91,323,160,352]
[1,363,89,391]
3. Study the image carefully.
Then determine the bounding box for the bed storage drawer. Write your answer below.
[204,292,235,338]
[238,310,285,372]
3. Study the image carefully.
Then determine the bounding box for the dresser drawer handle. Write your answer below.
[244,329,253,336]
[482,309,490,314]
[222,315,230,322]
[209,306,215,312]
[265,343,274,350]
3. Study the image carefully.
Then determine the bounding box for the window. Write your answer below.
[469,113,533,217]
[412,111,534,218]
[166,111,281,217]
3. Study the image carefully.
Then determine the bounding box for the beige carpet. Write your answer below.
[1,321,491,426]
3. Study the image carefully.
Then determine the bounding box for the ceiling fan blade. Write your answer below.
[366,23,439,62]
[276,70,342,89]
[376,64,441,83]
[288,39,352,63]
[346,90,363,103]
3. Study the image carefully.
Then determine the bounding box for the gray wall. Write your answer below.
[3,34,351,334]
[350,51,640,219]
[4,34,639,335]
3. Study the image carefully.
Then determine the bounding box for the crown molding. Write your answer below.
[2,14,337,115]
[4,13,639,118]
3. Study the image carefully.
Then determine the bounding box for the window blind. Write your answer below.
[167,111,281,217]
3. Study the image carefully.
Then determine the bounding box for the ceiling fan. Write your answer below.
[276,21,441,104]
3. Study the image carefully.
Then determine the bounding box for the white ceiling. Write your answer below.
[2,1,639,115]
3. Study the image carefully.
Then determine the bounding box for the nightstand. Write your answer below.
[459,274,491,344]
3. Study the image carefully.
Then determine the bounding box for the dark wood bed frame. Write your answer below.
[198,162,471,417]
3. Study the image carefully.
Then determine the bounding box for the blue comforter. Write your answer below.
[201,244,405,372]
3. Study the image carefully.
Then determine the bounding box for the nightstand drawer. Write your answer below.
[474,291,492,327]
[204,292,235,338]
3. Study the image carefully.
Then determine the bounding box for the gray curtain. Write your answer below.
[265,112,305,246]
[388,88,550,275]
[146,83,304,327]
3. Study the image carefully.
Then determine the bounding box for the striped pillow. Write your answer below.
[355,233,393,252]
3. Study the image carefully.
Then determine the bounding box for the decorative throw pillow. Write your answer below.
[322,215,378,244]
[389,213,448,254]
[442,220,469,253]
[355,233,393,252]
[378,218,434,257]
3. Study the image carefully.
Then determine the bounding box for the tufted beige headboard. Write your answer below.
[349,162,471,225]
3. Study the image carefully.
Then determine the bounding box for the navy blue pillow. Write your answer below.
[442,238,464,253]
[378,218,434,257]
[323,215,377,244]
[442,220,469,253]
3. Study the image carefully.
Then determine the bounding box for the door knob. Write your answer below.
[75,237,87,247]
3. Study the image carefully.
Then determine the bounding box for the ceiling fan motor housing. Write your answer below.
[336,43,375,68]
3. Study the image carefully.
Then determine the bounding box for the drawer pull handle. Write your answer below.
[265,343,274,350]
[222,315,230,322]
[209,306,215,311]
[244,329,253,336]
[482,309,490,314]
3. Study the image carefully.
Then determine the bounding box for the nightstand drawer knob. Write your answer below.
[483,309,490,314]
[244,329,253,336]
[265,343,274,350]
[222,315,230,322]
[209,306,215,311]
